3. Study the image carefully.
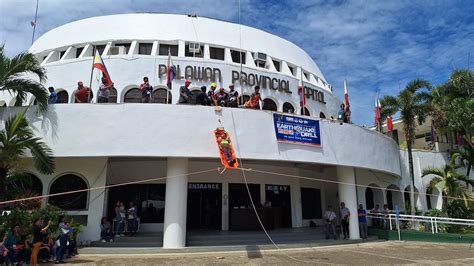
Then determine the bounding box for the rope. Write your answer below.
[0,168,218,206]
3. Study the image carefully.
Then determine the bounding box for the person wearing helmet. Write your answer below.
[244,86,261,109]
[178,80,192,104]
[207,82,218,106]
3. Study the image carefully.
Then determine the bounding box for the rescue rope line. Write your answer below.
[0,168,218,206]
[229,109,326,264]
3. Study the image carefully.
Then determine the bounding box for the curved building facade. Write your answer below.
[0,14,444,247]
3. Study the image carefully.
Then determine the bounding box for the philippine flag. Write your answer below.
[93,50,113,86]
[298,85,306,110]
[166,49,176,89]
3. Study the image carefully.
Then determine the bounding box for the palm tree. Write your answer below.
[451,146,474,177]
[0,45,49,113]
[380,79,432,215]
[422,156,474,214]
[0,108,55,200]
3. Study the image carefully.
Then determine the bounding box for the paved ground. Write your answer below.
[57,241,474,265]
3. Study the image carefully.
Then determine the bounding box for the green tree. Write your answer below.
[422,155,474,214]
[0,108,55,200]
[380,79,432,215]
[451,145,474,177]
[0,45,48,113]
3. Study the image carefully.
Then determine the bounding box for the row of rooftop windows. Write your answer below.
[39,41,331,90]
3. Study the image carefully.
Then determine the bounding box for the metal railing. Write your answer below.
[367,213,474,234]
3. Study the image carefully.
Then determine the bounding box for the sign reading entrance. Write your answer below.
[273,113,321,147]
[188,183,220,190]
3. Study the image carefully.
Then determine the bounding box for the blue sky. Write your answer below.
[1,0,473,125]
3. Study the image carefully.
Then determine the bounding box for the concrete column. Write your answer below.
[291,177,303,227]
[163,158,189,248]
[337,166,360,240]
[222,181,229,231]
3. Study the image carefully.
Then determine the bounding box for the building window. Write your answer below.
[75,47,84,58]
[49,174,88,210]
[210,47,225,60]
[288,65,295,76]
[230,50,245,64]
[272,60,281,72]
[282,102,295,113]
[152,88,172,104]
[301,107,310,116]
[262,98,277,111]
[57,90,69,104]
[124,88,142,103]
[59,51,66,60]
[159,44,178,56]
[185,43,204,58]
[319,112,326,119]
[114,43,131,54]
[95,45,106,56]
[139,43,153,55]
[304,72,310,80]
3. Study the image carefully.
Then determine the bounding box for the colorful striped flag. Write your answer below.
[93,50,112,86]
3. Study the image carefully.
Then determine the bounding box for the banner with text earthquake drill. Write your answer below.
[273,113,321,147]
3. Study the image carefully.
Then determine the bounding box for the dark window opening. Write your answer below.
[114,43,131,54]
[139,43,153,55]
[95,45,106,56]
[124,88,142,103]
[152,88,172,104]
[57,90,69,104]
[262,98,277,111]
[210,47,225,60]
[365,188,375,210]
[49,174,88,210]
[272,60,281,72]
[75,47,84,58]
[231,50,246,64]
[319,112,326,119]
[59,51,66,59]
[304,72,310,80]
[288,65,295,76]
[159,44,178,56]
[265,184,292,228]
[301,107,310,116]
[282,102,295,113]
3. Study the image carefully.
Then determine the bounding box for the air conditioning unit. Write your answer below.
[254,52,267,62]
[108,46,125,55]
[188,42,201,53]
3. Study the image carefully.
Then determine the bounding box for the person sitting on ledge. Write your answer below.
[139,77,153,103]
[207,83,218,106]
[74,81,90,103]
[244,86,261,109]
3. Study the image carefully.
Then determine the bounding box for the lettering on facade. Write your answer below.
[188,183,221,190]
[265,185,289,192]
[158,64,326,104]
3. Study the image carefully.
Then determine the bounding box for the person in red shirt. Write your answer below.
[244,86,261,109]
[74,81,91,103]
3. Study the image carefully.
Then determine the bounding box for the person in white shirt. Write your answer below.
[371,204,381,227]
[324,205,337,240]
[340,202,351,239]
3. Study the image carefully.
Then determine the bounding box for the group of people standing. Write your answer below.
[0,216,77,265]
[100,201,139,243]
[323,202,370,240]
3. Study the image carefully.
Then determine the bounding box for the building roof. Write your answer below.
[29,13,326,82]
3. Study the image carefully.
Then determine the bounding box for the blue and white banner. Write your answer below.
[273,113,321,147]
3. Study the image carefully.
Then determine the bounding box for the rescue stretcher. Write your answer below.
[214,127,239,169]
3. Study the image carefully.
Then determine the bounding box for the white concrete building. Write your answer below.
[0,14,453,247]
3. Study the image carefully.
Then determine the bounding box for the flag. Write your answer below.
[298,85,306,110]
[375,96,381,125]
[387,116,393,131]
[93,50,112,86]
[166,49,176,90]
[344,80,349,108]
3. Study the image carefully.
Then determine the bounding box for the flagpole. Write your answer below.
[31,0,39,45]
[300,66,305,115]
[88,47,96,103]
[167,48,170,104]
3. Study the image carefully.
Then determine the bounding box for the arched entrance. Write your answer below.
[386,184,403,210]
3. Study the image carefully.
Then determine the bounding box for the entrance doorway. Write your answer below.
[187,183,222,230]
[265,184,292,228]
